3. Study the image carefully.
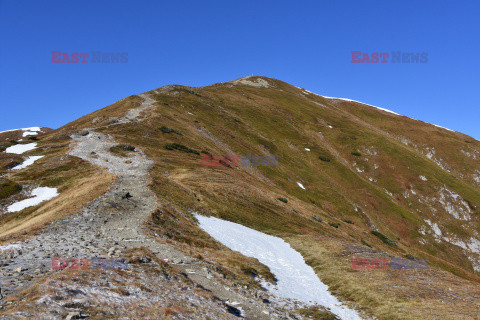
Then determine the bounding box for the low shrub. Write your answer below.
[165,143,200,155]
[328,222,340,228]
[109,144,136,156]
[351,152,362,157]
[160,126,183,135]
[277,197,288,203]
[0,179,22,201]
[361,239,372,248]
[371,231,397,246]
[319,156,331,162]
[1,159,22,171]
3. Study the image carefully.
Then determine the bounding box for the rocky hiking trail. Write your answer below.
[0,94,297,319]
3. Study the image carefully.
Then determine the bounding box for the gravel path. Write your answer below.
[0,94,293,319]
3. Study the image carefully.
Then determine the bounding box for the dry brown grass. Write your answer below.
[160,304,190,316]
[0,129,116,241]
[288,235,480,320]
[0,153,23,174]
[0,170,114,240]
[54,95,143,133]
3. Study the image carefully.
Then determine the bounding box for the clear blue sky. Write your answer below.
[1,0,479,139]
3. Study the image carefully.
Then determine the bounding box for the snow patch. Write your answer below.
[419,175,428,181]
[7,187,59,212]
[304,148,311,151]
[22,127,42,137]
[5,142,37,154]
[195,214,363,320]
[22,132,37,137]
[424,219,443,241]
[473,170,480,184]
[418,225,427,236]
[0,127,41,134]
[297,182,306,190]
[11,156,44,170]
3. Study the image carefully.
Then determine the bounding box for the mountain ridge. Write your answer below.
[0,76,479,319]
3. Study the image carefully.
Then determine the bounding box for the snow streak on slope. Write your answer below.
[7,187,58,212]
[432,124,455,132]
[300,87,458,133]
[11,156,44,170]
[322,96,400,116]
[195,214,363,320]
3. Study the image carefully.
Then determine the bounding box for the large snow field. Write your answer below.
[194,214,363,320]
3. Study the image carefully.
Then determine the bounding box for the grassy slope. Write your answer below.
[0,129,115,240]
[2,76,479,318]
